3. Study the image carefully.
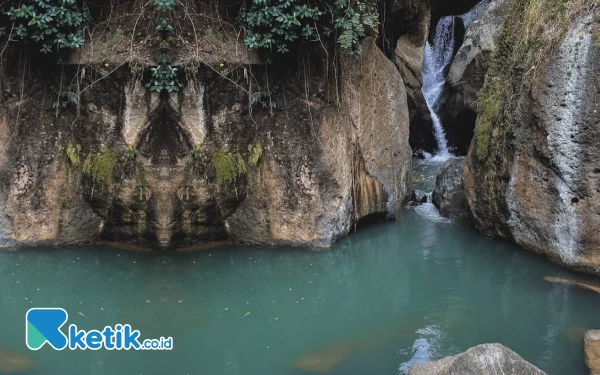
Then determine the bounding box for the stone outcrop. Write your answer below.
[408,343,546,375]
[0,37,411,250]
[586,330,600,375]
[464,8,600,274]
[387,0,434,152]
[438,0,509,155]
[432,157,471,219]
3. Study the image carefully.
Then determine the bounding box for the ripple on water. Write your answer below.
[398,325,448,374]
[412,203,452,224]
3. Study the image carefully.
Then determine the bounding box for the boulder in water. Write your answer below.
[585,330,600,375]
[412,190,428,204]
[432,157,471,219]
[407,343,546,375]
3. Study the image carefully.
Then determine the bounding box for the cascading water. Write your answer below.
[421,0,490,161]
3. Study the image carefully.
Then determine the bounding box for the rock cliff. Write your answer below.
[464,0,600,274]
[0,36,411,250]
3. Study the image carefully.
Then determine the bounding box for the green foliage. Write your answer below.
[185,146,207,176]
[248,143,263,166]
[0,0,90,54]
[213,150,246,184]
[111,28,125,43]
[51,86,78,109]
[147,0,182,93]
[155,18,174,34]
[147,54,182,93]
[125,145,139,160]
[251,89,277,109]
[190,145,205,161]
[66,144,81,166]
[335,0,378,55]
[204,27,218,44]
[82,150,117,184]
[153,0,175,12]
[474,0,573,159]
[239,0,378,55]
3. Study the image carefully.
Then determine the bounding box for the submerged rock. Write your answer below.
[585,330,600,375]
[0,346,37,373]
[432,157,471,219]
[407,343,546,375]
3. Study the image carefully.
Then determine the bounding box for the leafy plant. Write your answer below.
[248,143,263,166]
[147,54,183,92]
[1,0,91,54]
[125,145,139,160]
[239,0,378,55]
[155,18,174,34]
[204,27,218,44]
[190,145,205,161]
[213,150,247,184]
[185,146,208,177]
[50,86,78,109]
[147,0,182,93]
[111,28,125,43]
[66,144,82,166]
[153,0,175,12]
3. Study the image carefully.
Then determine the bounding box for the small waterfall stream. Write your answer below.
[421,0,490,160]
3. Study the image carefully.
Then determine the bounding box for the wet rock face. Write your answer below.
[432,157,471,219]
[585,330,600,375]
[408,343,546,375]
[0,37,411,250]
[464,13,600,274]
[438,0,509,155]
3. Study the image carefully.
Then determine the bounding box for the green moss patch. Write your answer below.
[213,150,247,184]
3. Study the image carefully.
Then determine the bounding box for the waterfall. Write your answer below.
[421,0,490,161]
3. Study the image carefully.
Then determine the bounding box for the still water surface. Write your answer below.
[0,160,598,375]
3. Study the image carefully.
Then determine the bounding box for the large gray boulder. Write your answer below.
[432,157,471,219]
[408,343,546,375]
[585,330,600,375]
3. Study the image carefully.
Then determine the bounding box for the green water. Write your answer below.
[0,160,599,375]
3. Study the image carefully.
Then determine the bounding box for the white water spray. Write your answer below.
[421,0,490,161]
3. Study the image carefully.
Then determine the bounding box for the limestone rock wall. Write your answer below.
[0,37,411,250]
[464,10,600,274]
